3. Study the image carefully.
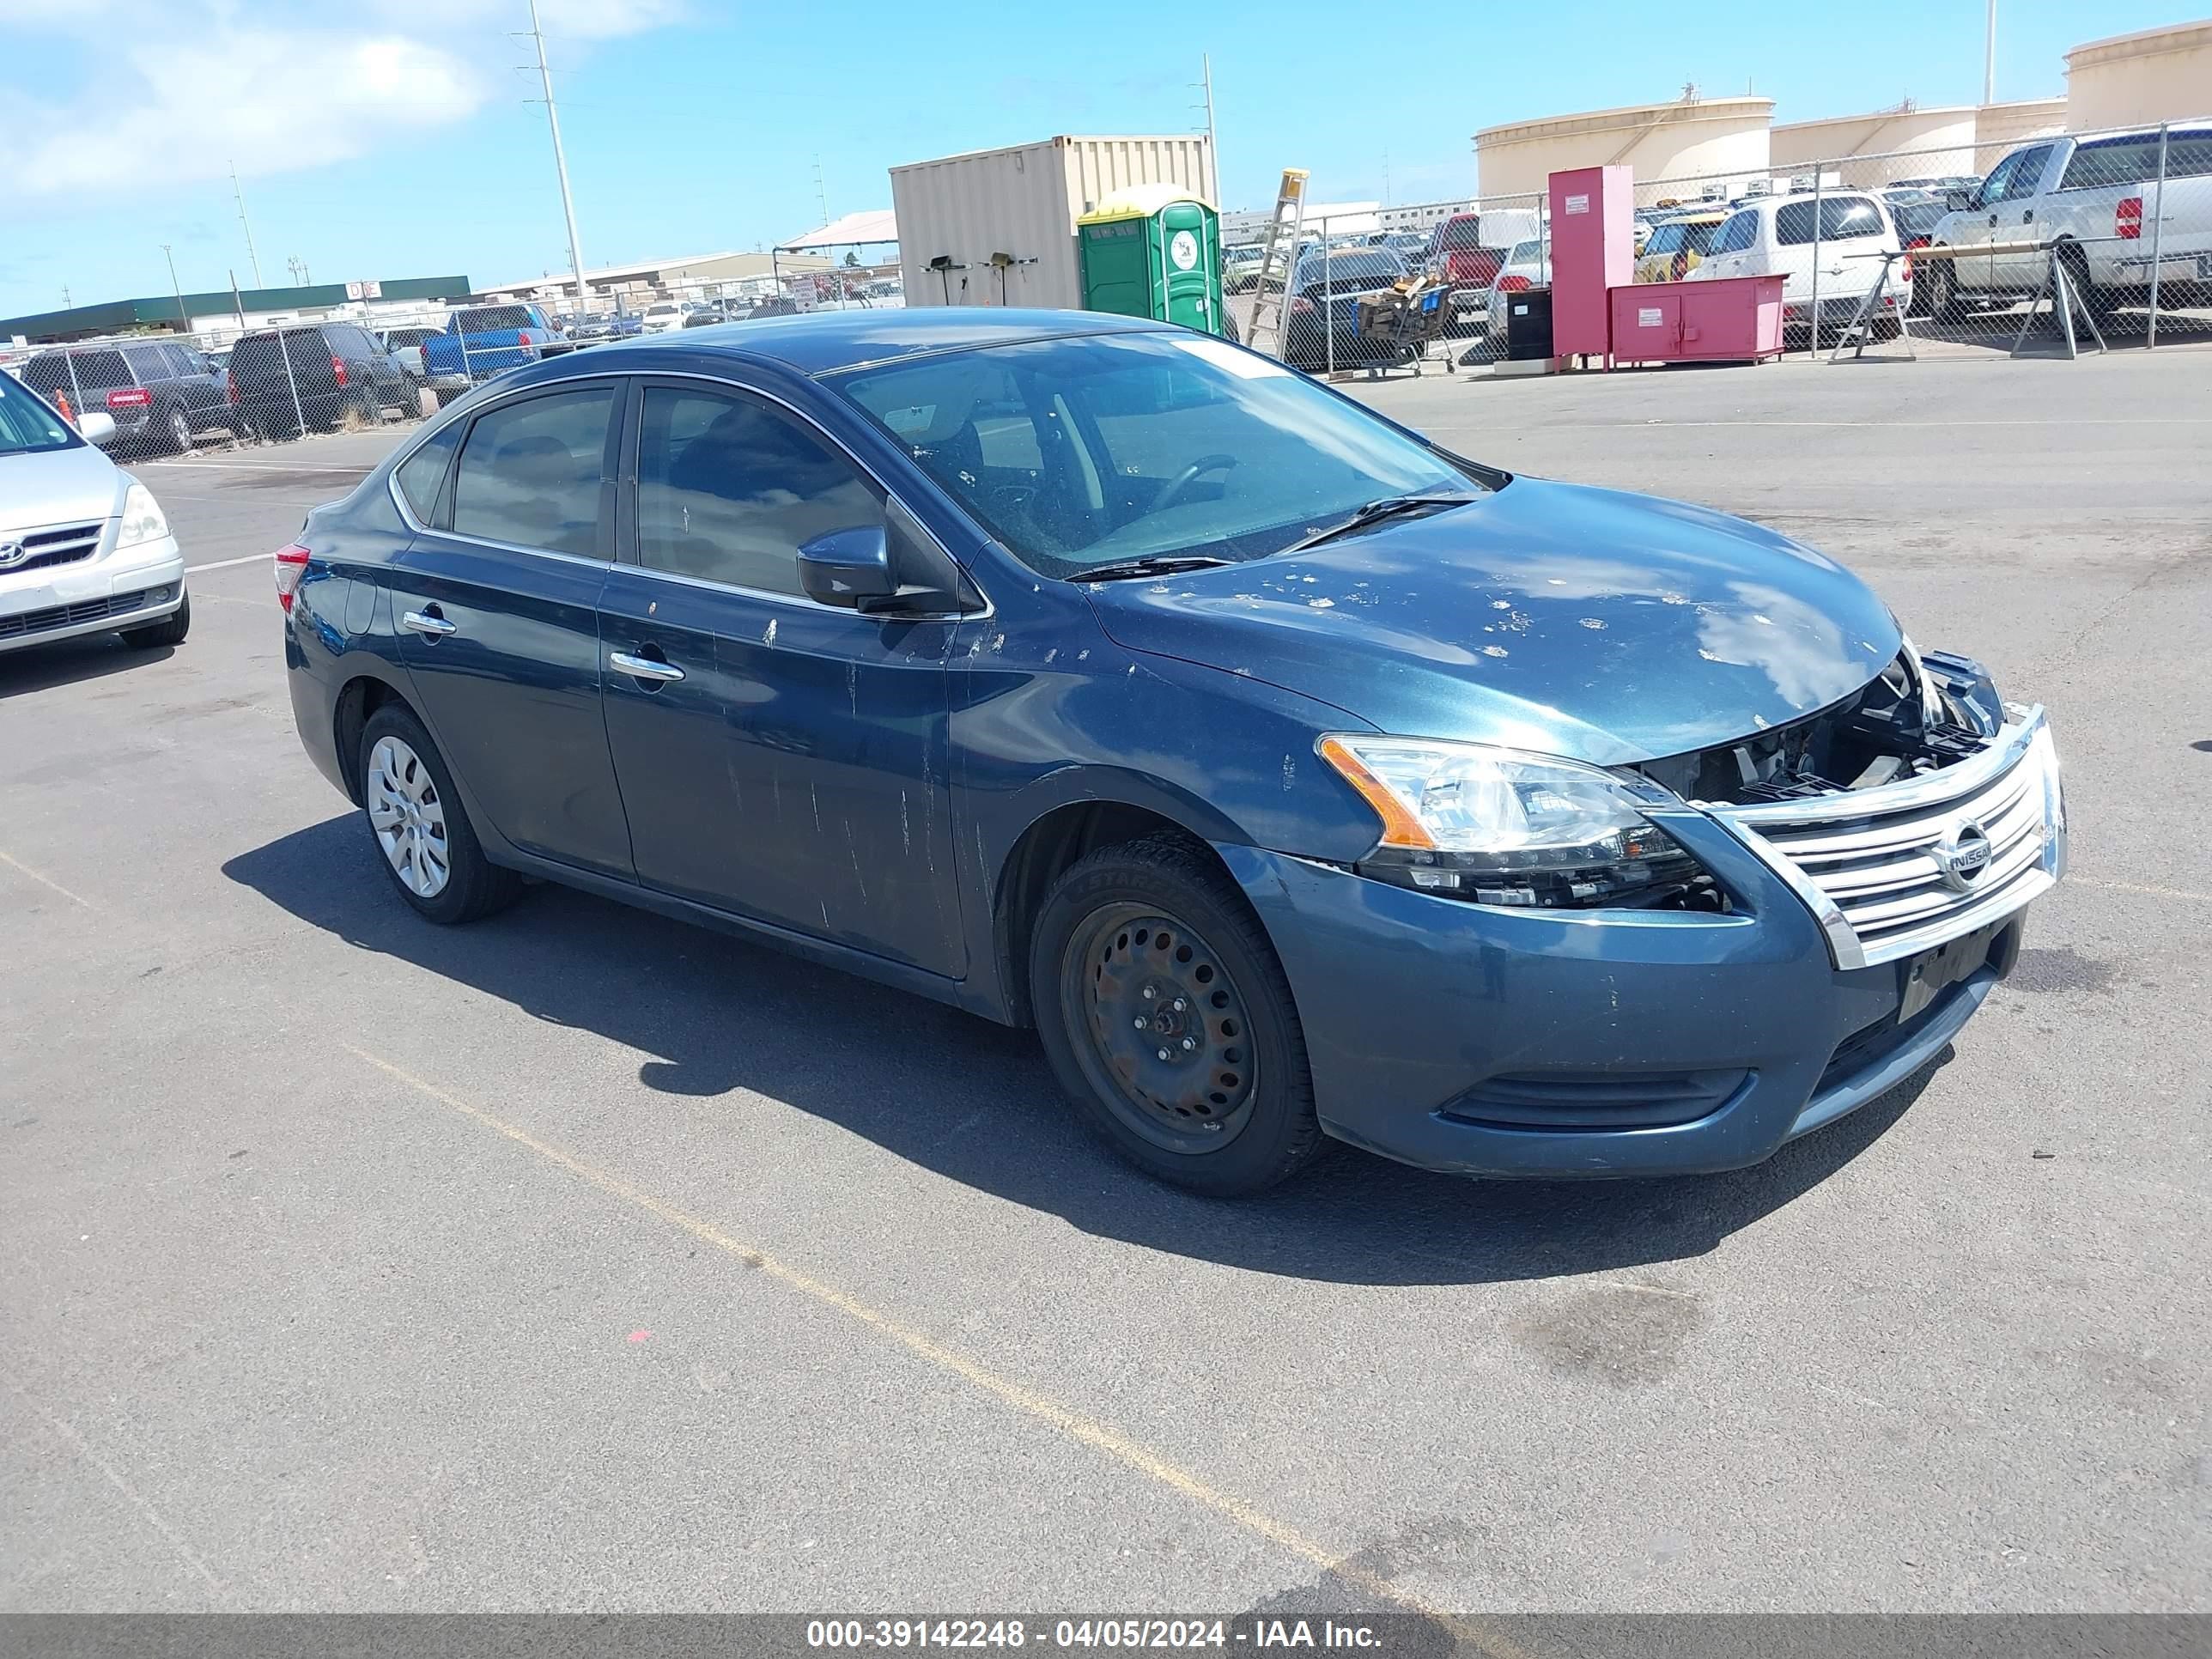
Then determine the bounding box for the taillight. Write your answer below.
[1498,275,1532,294]
[1671,252,1689,281]
[226,370,239,404]
[331,356,348,387]
[517,331,532,348]
[1289,295,1316,314]
[274,543,309,614]
[2117,196,2142,240]
[106,386,153,408]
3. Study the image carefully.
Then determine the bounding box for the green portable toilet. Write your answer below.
[1076,184,1227,336]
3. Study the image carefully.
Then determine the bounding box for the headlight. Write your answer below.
[1316,734,1714,909]
[115,482,170,550]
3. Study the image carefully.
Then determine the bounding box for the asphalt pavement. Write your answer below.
[3,354,2208,1620]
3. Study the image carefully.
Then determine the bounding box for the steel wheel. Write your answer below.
[366,733,452,899]
[1060,902,1258,1155]
[167,405,192,453]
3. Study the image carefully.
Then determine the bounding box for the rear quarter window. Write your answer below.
[395,421,464,524]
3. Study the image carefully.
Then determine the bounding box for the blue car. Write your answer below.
[279,310,2063,1195]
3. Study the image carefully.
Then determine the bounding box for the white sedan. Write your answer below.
[1483,239,1552,349]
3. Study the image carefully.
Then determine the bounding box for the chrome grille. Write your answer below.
[1711,708,2064,969]
[4,521,106,574]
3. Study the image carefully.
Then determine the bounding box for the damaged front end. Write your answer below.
[1639,647,2066,969]
[1634,644,2006,806]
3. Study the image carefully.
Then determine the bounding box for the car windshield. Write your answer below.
[0,369,79,456]
[834,331,1486,580]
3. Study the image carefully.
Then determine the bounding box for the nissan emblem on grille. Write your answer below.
[1931,823,1995,893]
[0,541,24,570]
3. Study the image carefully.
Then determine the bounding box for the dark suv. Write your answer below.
[228,322,410,440]
[18,340,237,456]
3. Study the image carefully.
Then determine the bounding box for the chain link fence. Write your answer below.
[1223,118,2208,371]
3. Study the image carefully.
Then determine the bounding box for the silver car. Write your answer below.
[1,369,188,654]
[1484,237,1553,347]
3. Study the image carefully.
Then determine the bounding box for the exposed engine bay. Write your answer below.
[1636,647,2005,808]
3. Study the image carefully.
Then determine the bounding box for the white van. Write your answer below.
[1687,191,1909,340]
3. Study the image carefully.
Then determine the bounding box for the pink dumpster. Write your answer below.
[1608,276,1785,368]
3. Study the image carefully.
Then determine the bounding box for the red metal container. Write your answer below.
[1608,276,1784,368]
[1547,166,1633,361]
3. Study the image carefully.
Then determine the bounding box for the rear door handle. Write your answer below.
[402,609,457,637]
[610,649,684,684]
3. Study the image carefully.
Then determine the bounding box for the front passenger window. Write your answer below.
[449,386,613,557]
[634,386,880,596]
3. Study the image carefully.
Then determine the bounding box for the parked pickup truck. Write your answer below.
[419,303,575,397]
[1923,121,2212,319]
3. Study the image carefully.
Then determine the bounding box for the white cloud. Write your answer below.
[0,1,678,207]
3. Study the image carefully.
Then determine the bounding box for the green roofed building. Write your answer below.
[0,276,472,346]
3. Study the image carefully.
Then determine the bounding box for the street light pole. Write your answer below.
[230,161,264,289]
[1984,0,1996,105]
[528,0,589,316]
[161,245,190,331]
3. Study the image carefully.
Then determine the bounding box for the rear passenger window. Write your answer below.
[122,345,165,382]
[396,422,464,525]
[634,386,880,597]
[1775,198,1882,245]
[449,387,613,556]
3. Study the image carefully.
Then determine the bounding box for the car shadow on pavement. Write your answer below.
[226,816,1944,1289]
[0,636,176,699]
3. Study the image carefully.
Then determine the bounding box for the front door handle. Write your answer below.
[402,609,456,638]
[610,649,684,684]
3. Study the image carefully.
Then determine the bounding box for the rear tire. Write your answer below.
[2057,244,2114,325]
[357,704,521,925]
[1030,831,1327,1196]
[161,402,194,456]
[120,589,190,648]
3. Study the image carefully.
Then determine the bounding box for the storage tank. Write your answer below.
[1974,97,2067,154]
[2065,21,2212,131]
[891,135,1214,310]
[1770,103,1981,187]
[1475,94,1773,201]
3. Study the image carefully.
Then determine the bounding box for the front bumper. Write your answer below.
[0,533,185,653]
[1218,709,2061,1178]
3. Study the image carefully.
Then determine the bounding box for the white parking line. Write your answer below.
[185,554,270,574]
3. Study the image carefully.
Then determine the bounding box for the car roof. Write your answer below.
[568,307,1172,376]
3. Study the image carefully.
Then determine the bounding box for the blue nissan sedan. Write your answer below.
[280,310,2063,1195]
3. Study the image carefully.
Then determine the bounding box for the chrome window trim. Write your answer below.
[387,365,992,622]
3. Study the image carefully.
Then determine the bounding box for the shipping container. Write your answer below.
[890,135,1215,310]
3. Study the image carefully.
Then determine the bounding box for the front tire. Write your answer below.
[120,589,189,648]
[1925,257,1966,321]
[1030,832,1327,1196]
[358,704,520,924]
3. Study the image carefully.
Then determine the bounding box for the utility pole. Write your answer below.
[1984,0,1996,104]
[161,245,190,331]
[229,270,246,331]
[62,285,71,307]
[813,155,831,228]
[528,0,589,316]
[229,161,264,289]
[1196,54,1219,205]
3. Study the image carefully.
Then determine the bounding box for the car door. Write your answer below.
[388,379,635,879]
[1953,150,2023,291]
[1985,143,2057,292]
[595,375,965,977]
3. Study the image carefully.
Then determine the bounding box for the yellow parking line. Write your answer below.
[343,1044,1527,1656]
[0,848,93,909]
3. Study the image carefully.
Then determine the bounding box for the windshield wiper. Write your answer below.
[1065,554,1237,585]
[1278,491,1484,555]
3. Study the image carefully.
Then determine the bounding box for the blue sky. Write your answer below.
[0,0,2195,319]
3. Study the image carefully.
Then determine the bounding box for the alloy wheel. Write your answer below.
[1062,902,1258,1154]
[366,734,451,898]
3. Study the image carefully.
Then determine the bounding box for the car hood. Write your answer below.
[1085,477,1902,766]
[1,441,124,536]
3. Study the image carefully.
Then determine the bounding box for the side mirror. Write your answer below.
[798,525,897,608]
[1945,189,1974,212]
[77,410,117,447]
